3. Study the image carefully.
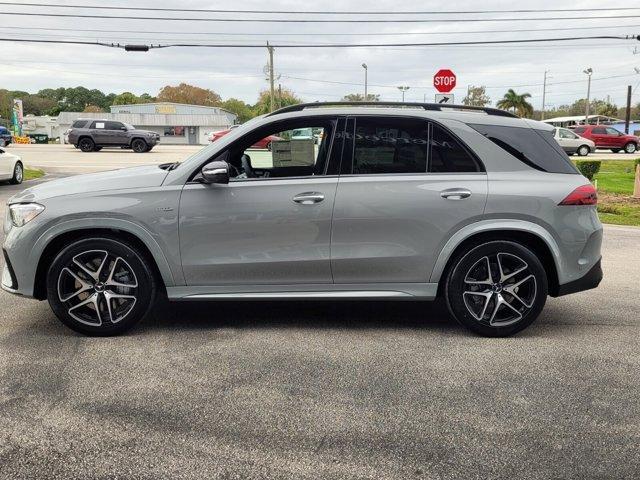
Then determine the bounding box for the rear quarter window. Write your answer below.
[468,123,578,174]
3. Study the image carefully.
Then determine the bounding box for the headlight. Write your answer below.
[9,203,45,227]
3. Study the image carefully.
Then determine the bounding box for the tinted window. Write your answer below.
[72,120,87,128]
[105,121,124,130]
[592,127,606,134]
[430,124,482,172]
[573,127,586,134]
[605,127,620,135]
[352,117,428,174]
[469,123,578,174]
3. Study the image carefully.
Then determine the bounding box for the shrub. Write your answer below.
[576,160,601,180]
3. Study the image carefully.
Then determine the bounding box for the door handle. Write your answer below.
[440,188,472,200]
[293,192,325,204]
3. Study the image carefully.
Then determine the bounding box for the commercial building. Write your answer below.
[57,102,236,145]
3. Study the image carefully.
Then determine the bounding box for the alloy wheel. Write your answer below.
[14,163,23,183]
[57,249,138,327]
[462,252,537,327]
[625,143,636,153]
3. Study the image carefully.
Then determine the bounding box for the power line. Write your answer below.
[0,2,638,15]
[3,11,640,23]
[0,35,636,49]
[1,23,637,38]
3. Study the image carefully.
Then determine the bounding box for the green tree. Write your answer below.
[341,93,380,102]
[462,86,491,107]
[112,92,141,105]
[497,89,533,117]
[253,88,302,115]
[221,98,254,123]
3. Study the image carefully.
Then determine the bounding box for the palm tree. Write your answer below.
[497,89,534,117]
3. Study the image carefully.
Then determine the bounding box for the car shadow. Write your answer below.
[138,298,462,334]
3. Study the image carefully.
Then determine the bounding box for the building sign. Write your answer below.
[156,104,177,114]
[12,99,23,136]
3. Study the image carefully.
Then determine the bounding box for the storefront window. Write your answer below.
[164,126,185,136]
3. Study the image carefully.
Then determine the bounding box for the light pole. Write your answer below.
[398,86,410,102]
[362,63,368,101]
[583,68,593,125]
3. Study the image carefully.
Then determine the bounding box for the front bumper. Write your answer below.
[555,258,603,296]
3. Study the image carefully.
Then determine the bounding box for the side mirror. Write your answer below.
[201,160,230,184]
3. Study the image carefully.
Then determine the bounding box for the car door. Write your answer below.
[90,121,109,144]
[558,128,579,152]
[331,116,488,285]
[590,126,609,147]
[178,116,343,286]
[605,127,624,148]
[104,121,125,145]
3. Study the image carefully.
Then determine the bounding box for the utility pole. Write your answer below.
[397,86,410,102]
[278,83,282,109]
[625,85,632,134]
[541,70,548,120]
[267,42,275,113]
[583,67,593,124]
[362,63,368,101]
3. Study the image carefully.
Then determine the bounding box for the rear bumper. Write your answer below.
[554,258,603,296]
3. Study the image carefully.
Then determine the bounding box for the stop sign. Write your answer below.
[434,69,456,93]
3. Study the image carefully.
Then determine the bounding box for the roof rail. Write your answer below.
[266,101,518,118]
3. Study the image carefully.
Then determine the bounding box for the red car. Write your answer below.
[572,125,639,154]
[209,128,282,150]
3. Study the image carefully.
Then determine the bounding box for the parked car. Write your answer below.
[291,127,316,143]
[2,102,602,338]
[209,128,282,150]
[0,126,12,147]
[553,127,595,156]
[0,147,23,184]
[67,120,160,153]
[572,124,639,153]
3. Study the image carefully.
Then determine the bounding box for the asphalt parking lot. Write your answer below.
[0,164,639,478]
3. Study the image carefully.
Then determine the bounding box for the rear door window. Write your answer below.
[592,127,607,135]
[469,123,578,174]
[71,120,87,128]
[430,124,482,173]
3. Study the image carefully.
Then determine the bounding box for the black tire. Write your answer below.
[266,141,272,151]
[9,161,23,185]
[46,236,157,336]
[444,240,548,337]
[78,137,95,152]
[131,139,148,153]
[611,148,621,153]
[624,142,637,154]
[93,146,103,152]
[577,145,590,156]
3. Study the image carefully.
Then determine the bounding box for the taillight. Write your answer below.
[559,184,598,206]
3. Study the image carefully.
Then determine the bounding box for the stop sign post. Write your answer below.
[434,69,457,93]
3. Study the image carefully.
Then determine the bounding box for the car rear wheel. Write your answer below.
[9,161,23,185]
[577,145,590,156]
[78,138,95,152]
[624,142,637,154]
[444,240,548,337]
[131,139,148,153]
[46,237,157,336]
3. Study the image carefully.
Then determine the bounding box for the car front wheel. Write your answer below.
[131,139,148,153]
[624,142,637,154]
[46,237,157,336]
[9,161,23,184]
[445,240,548,337]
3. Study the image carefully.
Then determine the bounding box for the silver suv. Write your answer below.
[2,102,602,337]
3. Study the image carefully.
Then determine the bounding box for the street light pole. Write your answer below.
[267,42,275,113]
[583,67,593,124]
[362,63,368,101]
[397,86,410,102]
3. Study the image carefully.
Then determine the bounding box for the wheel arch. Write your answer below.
[431,221,561,297]
[32,224,174,300]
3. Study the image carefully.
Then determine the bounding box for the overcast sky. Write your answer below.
[1,0,639,109]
